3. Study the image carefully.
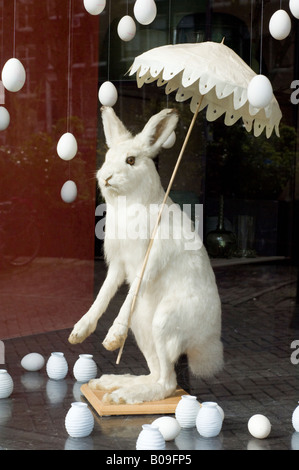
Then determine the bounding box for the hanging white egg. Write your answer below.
[134,0,157,25]
[247,75,273,109]
[57,132,78,161]
[269,9,291,40]
[98,81,118,106]
[162,131,176,149]
[117,15,137,42]
[83,0,106,15]
[61,180,77,203]
[1,58,26,92]
[0,106,10,130]
[290,0,299,19]
[248,414,271,439]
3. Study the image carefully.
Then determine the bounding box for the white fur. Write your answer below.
[69,106,223,404]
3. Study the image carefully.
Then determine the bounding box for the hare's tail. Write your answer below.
[187,337,224,378]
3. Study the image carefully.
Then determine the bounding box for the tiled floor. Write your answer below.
[0,259,298,450]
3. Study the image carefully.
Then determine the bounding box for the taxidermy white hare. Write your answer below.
[69,106,223,404]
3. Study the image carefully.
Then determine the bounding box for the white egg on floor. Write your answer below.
[248,414,271,439]
[21,353,45,372]
[151,416,181,441]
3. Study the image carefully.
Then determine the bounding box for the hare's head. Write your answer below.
[97,106,178,202]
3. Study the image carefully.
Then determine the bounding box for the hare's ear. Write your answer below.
[138,108,179,157]
[101,106,132,148]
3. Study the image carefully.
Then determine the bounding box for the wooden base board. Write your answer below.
[80,384,187,417]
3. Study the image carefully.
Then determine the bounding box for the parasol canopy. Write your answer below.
[129,41,282,138]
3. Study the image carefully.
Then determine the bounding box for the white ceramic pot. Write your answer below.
[46,352,68,380]
[201,401,224,421]
[292,402,299,432]
[73,354,97,383]
[175,395,201,428]
[65,402,94,438]
[0,370,13,399]
[196,402,223,438]
[136,424,166,450]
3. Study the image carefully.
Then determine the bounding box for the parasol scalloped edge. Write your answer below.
[128,42,282,138]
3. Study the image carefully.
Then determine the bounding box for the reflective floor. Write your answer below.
[0,260,298,450]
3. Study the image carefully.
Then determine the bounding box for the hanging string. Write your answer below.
[249,0,253,68]
[168,0,172,45]
[107,0,111,81]
[166,0,172,107]
[0,0,4,105]
[1,0,4,64]
[67,0,73,133]
[13,0,16,57]
[259,0,264,74]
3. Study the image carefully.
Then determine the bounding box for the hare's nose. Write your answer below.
[104,175,112,187]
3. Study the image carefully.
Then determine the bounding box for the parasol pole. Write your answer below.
[116,96,203,364]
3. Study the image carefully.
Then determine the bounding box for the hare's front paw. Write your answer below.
[68,315,96,344]
[102,322,128,351]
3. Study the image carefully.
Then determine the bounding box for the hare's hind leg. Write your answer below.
[89,324,160,394]
[100,305,179,404]
[88,372,155,392]
[100,348,177,404]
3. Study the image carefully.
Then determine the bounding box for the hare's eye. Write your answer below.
[126,156,135,166]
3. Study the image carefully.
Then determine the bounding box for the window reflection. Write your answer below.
[0,0,98,339]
